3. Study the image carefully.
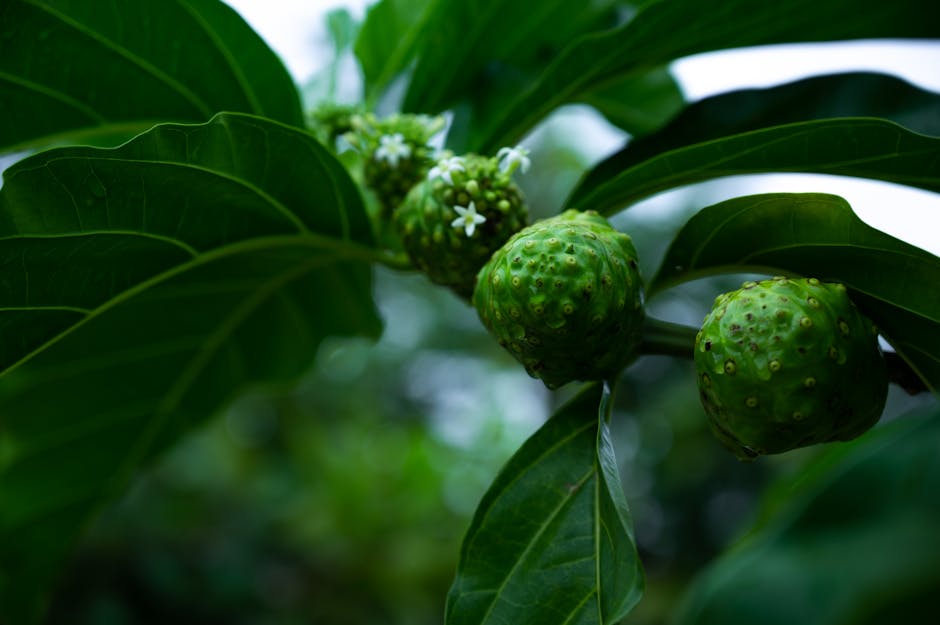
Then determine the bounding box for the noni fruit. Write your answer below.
[694,277,888,459]
[345,113,445,218]
[394,152,528,298]
[473,209,644,389]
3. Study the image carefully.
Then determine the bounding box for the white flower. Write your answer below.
[451,201,487,237]
[497,145,531,175]
[374,133,411,166]
[428,156,466,185]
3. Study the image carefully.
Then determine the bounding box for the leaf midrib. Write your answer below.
[104,252,340,513]
[0,233,379,380]
[7,156,311,238]
[0,71,105,124]
[22,0,212,117]
[0,230,199,257]
[176,0,264,116]
[460,418,595,557]
[2,247,365,531]
[474,465,596,625]
[586,119,938,212]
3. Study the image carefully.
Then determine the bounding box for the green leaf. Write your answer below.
[446,382,644,625]
[304,7,360,104]
[580,66,685,138]
[0,0,303,154]
[568,72,940,210]
[471,0,940,152]
[674,404,940,625]
[650,192,940,391]
[401,0,621,116]
[0,112,381,624]
[566,118,940,216]
[354,0,438,104]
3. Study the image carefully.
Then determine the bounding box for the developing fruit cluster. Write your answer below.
[694,277,888,459]
[473,209,645,389]
[345,112,445,218]
[393,150,530,298]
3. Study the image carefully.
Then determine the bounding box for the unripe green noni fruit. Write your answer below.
[473,209,644,389]
[393,153,528,298]
[694,277,888,460]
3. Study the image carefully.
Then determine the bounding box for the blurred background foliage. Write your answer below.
[41,115,937,623]
[30,1,940,624]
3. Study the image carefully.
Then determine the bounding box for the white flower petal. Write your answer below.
[451,201,486,237]
[497,145,530,175]
[429,156,466,185]
[375,133,411,166]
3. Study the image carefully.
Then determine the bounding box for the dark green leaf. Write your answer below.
[401,0,622,114]
[326,7,357,53]
[569,72,940,210]
[650,193,940,391]
[675,404,940,625]
[567,118,940,216]
[0,112,381,623]
[305,7,360,104]
[446,382,644,625]
[471,0,940,152]
[580,66,685,137]
[0,0,303,154]
[354,0,438,104]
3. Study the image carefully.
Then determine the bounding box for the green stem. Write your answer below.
[640,317,698,359]
[374,251,414,271]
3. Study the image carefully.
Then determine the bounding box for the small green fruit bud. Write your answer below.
[394,153,528,298]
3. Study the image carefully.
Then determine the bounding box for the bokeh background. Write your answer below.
[35,2,940,624]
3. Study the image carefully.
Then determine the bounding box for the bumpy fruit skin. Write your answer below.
[695,277,888,459]
[473,209,644,389]
[394,154,528,298]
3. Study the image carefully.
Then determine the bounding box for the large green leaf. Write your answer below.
[354,0,438,105]
[0,112,381,624]
[0,0,303,154]
[566,118,940,216]
[446,383,644,625]
[675,404,940,625]
[650,193,940,391]
[569,72,940,210]
[580,66,685,138]
[401,0,621,115]
[470,0,940,152]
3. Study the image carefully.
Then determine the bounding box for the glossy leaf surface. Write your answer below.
[569,72,940,211]
[471,0,940,152]
[651,193,940,391]
[0,112,381,623]
[675,404,940,625]
[567,118,940,216]
[446,383,643,625]
[400,0,621,115]
[580,66,685,138]
[0,0,303,154]
[354,0,436,103]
